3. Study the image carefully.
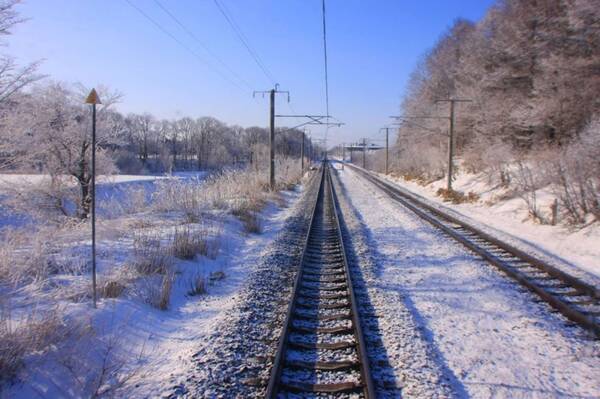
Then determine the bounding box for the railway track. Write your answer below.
[343,162,600,338]
[266,164,375,398]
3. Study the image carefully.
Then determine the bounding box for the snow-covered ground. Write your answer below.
[333,163,600,398]
[373,167,600,280]
[0,170,305,398]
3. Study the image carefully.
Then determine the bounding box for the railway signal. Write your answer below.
[85,88,101,309]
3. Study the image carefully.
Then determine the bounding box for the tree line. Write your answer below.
[0,1,319,220]
[384,0,599,224]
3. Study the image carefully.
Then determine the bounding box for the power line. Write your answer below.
[152,0,255,91]
[123,0,247,93]
[213,0,276,85]
[321,0,330,144]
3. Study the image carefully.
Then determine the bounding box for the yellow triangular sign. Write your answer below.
[85,88,102,105]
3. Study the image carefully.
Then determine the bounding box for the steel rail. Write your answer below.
[327,165,376,396]
[265,163,375,397]
[265,165,325,397]
[344,163,600,338]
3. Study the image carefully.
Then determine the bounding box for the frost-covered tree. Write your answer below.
[393,0,600,181]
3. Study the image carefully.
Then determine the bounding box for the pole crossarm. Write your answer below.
[435,98,473,103]
[253,83,290,102]
[391,119,447,136]
[390,115,450,120]
[275,114,344,127]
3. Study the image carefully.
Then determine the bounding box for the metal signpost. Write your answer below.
[85,88,101,308]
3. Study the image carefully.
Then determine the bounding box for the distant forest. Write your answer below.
[0,1,316,178]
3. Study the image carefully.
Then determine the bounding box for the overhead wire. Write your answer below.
[321,0,330,146]
[123,0,248,93]
[152,0,255,91]
[213,0,277,85]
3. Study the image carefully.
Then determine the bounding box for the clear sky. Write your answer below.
[7,0,495,146]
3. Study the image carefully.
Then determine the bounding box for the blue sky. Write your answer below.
[7,0,495,146]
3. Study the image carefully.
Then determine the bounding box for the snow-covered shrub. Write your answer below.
[0,305,64,383]
[274,157,304,190]
[462,135,514,186]
[0,227,54,286]
[234,209,262,234]
[152,177,204,222]
[131,233,172,275]
[512,157,553,224]
[171,226,207,260]
[1,175,75,222]
[548,119,600,224]
[390,142,446,182]
[56,316,143,398]
[135,270,174,310]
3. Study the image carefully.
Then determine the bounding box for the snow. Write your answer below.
[333,163,600,398]
[369,167,600,281]
[0,171,304,398]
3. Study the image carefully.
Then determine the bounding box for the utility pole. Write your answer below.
[362,138,366,169]
[269,89,275,189]
[384,128,389,175]
[85,88,101,309]
[253,85,290,190]
[300,129,305,172]
[341,143,345,170]
[435,98,471,191]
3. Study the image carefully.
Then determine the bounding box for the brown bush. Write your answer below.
[436,188,480,204]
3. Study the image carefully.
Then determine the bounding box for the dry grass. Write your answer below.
[152,158,302,223]
[135,270,174,310]
[233,209,262,233]
[131,233,172,275]
[171,226,205,260]
[100,280,126,299]
[171,225,221,259]
[0,227,58,286]
[0,304,64,383]
[186,273,207,297]
[436,188,480,204]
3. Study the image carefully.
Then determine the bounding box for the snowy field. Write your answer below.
[0,168,306,397]
[333,163,600,398]
[374,167,600,280]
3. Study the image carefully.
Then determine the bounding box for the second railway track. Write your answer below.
[344,162,600,338]
[266,164,375,398]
